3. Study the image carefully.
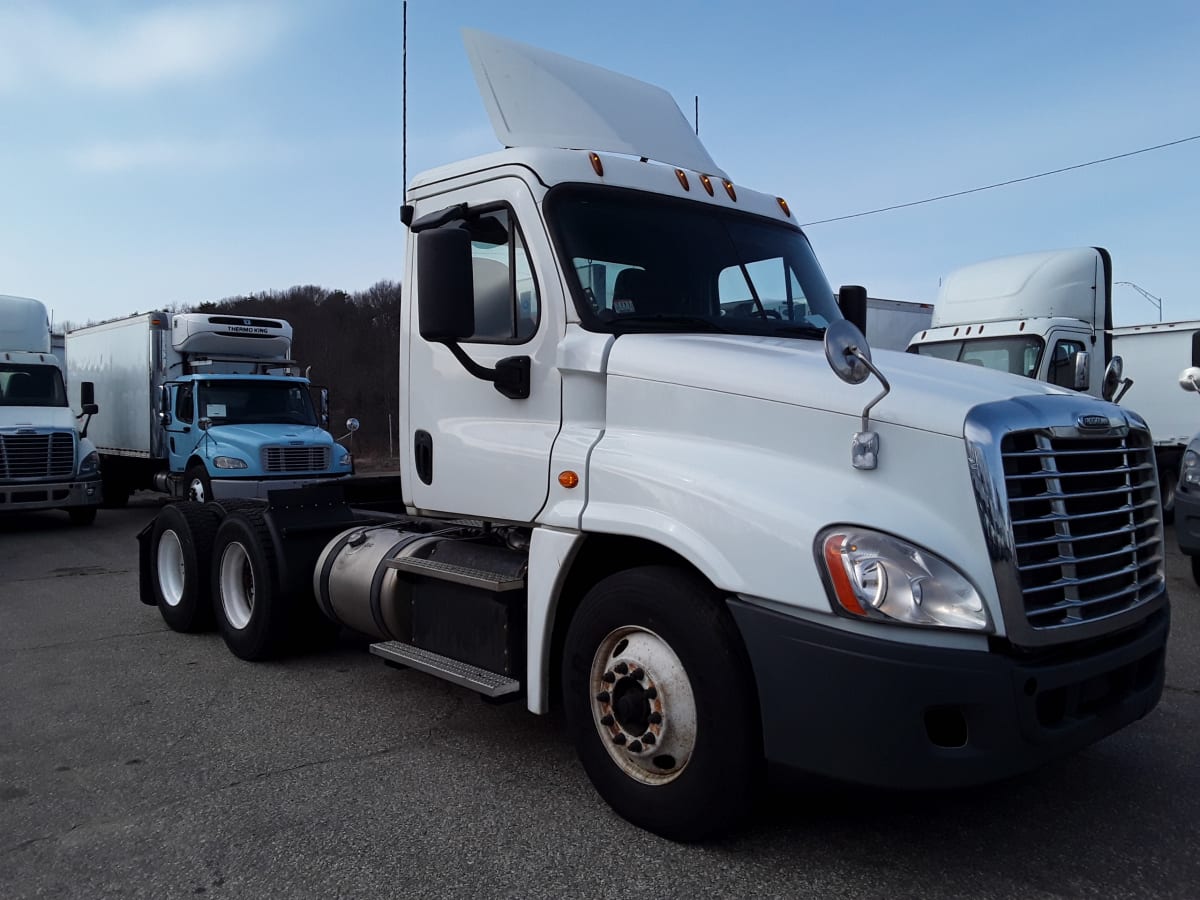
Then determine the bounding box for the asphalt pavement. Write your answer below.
[1,496,1197,899]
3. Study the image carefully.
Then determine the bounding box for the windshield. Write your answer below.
[910,335,1045,378]
[195,380,317,426]
[0,363,67,407]
[548,186,840,337]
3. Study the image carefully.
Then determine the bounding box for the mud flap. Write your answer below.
[136,519,156,606]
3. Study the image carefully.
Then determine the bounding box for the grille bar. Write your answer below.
[1015,521,1150,552]
[1026,571,1165,621]
[1008,483,1145,503]
[261,445,330,473]
[1012,498,1158,527]
[1005,462,1154,481]
[1015,536,1161,572]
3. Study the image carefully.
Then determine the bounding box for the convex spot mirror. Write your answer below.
[825,318,873,385]
[1179,367,1200,392]
[345,417,360,433]
[1102,356,1125,401]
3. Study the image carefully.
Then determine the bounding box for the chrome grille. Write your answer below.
[262,445,329,473]
[1002,429,1163,629]
[0,431,75,480]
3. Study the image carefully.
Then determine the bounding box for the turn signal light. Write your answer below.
[558,470,580,489]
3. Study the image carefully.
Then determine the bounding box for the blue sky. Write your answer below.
[2,0,1197,328]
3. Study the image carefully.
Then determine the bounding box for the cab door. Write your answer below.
[163,382,200,471]
[405,177,563,522]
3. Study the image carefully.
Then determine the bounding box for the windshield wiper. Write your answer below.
[608,314,733,334]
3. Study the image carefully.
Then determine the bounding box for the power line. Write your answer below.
[801,133,1200,227]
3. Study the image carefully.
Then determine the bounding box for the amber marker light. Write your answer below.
[777,197,792,218]
[699,174,714,195]
[558,470,580,489]
[675,168,690,190]
[823,533,867,616]
[723,179,737,201]
[589,152,604,176]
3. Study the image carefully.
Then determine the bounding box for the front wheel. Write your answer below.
[185,464,213,503]
[561,566,762,841]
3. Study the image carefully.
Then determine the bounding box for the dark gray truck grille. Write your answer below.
[1002,429,1163,629]
[0,432,74,480]
[262,446,329,472]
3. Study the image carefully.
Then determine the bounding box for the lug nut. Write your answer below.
[595,691,610,703]
[614,662,629,675]
[602,672,616,684]
[630,668,644,681]
[649,712,662,725]
[645,687,658,700]
[627,740,643,753]
[642,733,656,745]
[613,734,626,746]
[600,714,614,727]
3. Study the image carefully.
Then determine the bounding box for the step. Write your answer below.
[369,641,521,698]
[384,556,525,592]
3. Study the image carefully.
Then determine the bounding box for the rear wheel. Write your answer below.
[211,509,290,660]
[150,503,220,632]
[561,565,762,841]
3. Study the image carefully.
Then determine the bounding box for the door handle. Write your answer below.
[414,430,433,485]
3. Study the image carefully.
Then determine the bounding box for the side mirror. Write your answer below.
[1102,356,1125,401]
[81,381,95,407]
[198,417,212,431]
[320,387,330,429]
[1179,366,1200,392]
[836,285,868,335]
[1073,350,1090,391]
[82,403,99,416]
[418,227,475,341]
[345,417,360,433]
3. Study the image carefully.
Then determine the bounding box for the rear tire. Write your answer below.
[150,503,220,632]
[67,506,98,526]
[561,565,762,841]
[211,509,290,660]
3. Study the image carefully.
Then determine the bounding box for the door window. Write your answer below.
[175,384,194,423]
[1048,339,1087,389]
[462,209,540,343]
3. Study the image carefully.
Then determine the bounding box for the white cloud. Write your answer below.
[0,3,289,93]
[68,138,296,173]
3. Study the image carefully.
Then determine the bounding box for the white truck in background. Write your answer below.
[0,294,102,524]
[865,296,934,350]
[66,312,354,506]
[133,31,1169,840]
[907,247,1198,518]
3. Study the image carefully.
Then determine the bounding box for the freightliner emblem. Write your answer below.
[1077,414,1112,430]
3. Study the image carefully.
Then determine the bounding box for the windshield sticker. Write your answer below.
[614,299,635,315]
[206,404,227,417]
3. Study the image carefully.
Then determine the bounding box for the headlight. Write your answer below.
[818,528,990,631]
[213,456,248,470]
[338,453,353,467]
[79,450,100,474]
[1181,446,1200,487]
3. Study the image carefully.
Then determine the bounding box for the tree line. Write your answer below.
[194,282,402,459]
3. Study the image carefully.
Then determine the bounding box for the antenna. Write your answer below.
[694,95,699,136]
[402,0,408,203]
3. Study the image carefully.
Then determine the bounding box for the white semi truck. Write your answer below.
[0,295,102,524]
[135,32,1169,840]
[907,247,1199,518]
[67,312,354,505]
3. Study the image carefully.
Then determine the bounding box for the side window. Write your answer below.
[175,383,194,423]
[464,209,540,343]
[1049,340,1087,389]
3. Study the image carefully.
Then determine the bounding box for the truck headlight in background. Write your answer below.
[212,456,248,470]
[79,450,100,475]
[818,528,990,631]
[1181,446,1200,488]
[338,453,353,467]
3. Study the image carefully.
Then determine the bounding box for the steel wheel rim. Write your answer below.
[218,541,254,630]
[589,625,696,786]
[156,530,185,607]
[188,477,206,503]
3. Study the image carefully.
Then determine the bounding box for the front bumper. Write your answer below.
[1175,486,1200,556]
[728,599,1168,790]
[212,473,349,500]
[0,475,102,512]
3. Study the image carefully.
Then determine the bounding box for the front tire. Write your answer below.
[185,464,213,503]
[561,565,762,841]
[211,509,290,661]
[150,503,220,632]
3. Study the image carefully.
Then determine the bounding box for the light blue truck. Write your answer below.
[66,312,354,505]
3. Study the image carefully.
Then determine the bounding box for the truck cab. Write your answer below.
[1,294,102,524]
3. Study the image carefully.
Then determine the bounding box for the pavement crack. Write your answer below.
[224,744,406,789]
[1164,684,1200,697]
[12,628,166,652]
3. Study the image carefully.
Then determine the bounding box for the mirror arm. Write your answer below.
[441,341,531,400]
[1114,378,1134,404]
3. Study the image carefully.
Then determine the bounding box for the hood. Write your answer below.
[203,423,334,456]
[605,333,1080,437]
[0,405,78,432]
